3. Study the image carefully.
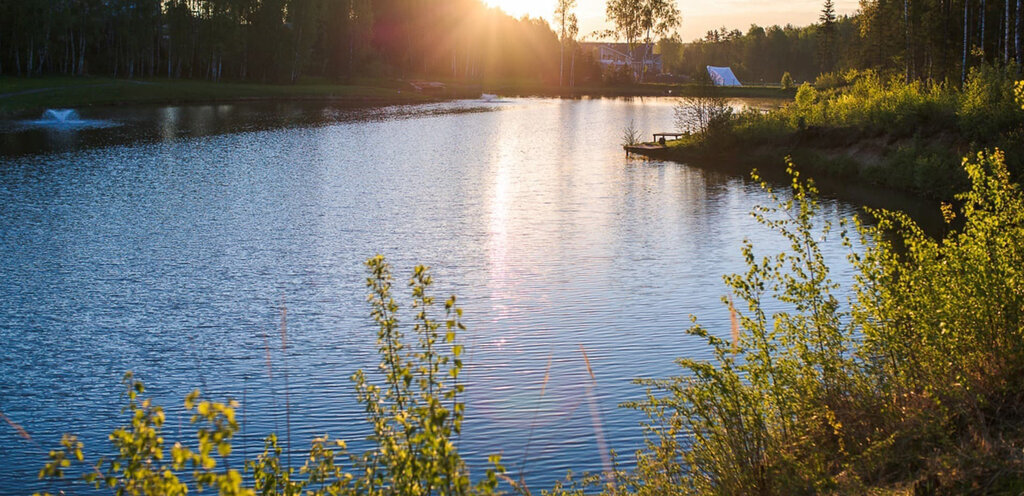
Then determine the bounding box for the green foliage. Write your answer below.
[812,71,847,91]
[780,72,794,90]
[36,372,247,496]
[36,259,502,496]
[959,63,1024,141]
[619,150,1024,494]
[852,149,1024,489]
[350,256,502,496]
[624,161,861,495]
[671,66,1024,198]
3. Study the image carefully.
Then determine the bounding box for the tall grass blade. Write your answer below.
[579,344,613,489]
[729,295,740,354]
[0,411,32,442]
[519,353,554,485]
[280,298,292,468]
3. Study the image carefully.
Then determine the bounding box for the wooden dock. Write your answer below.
[624,131,688,156]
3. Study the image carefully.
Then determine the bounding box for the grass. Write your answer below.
[0,77,442,117]
[480,79,796,99]
[0,75,795,117]
[627,66,1024,200]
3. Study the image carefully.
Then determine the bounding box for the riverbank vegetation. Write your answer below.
[31,150,1024,495]
[0,75,797,117]
[660,0,1024,86]
[34,258,505,496]
[650,65,1024,199]
[0,77,450,116]
[11,0,1024,96]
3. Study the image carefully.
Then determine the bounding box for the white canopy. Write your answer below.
[706,66,742,87]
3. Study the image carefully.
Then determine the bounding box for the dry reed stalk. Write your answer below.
[498,473,533,496]
[0,411,32,442]
[280,298,292,468]
[729,295,741,354]
[579,345,614,490]
[518,353,554,487]
[263,333,273,380]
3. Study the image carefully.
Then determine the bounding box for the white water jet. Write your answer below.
[42,109,81,123]
[19,108,118,129]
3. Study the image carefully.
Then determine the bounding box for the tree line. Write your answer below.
[660,0,1024,85]
[4,0,1023,86]
[0,0,563,83]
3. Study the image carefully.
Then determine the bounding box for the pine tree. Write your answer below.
[819,0,838,72]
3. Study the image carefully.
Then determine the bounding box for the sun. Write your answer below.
[481,0,553,20]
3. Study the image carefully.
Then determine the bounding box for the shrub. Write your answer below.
[675,88,733,137]
[781,71,794,90]
[622,119,642,146]
[813,71,847,91]
[36,258,503,496]
[959,63,1024,141]
[624,151,1024,494]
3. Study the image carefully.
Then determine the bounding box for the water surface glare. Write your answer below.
[2,97,870,493]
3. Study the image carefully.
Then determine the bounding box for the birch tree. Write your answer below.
[555,0,577,86]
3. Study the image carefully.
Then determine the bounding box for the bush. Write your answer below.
[36,258,503,496]
[959,63,1024,141]
[813,71,847,91]
[781,71,794,90]
[675,85,733,137]
[622,119,642,146]
[624,151,1024,494]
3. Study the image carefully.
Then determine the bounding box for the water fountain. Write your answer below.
[41,109,82,124]
[18,108,118,130]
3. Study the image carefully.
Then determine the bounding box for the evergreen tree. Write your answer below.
[819,0,838,72]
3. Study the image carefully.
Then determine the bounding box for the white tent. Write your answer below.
[706,66,742,87]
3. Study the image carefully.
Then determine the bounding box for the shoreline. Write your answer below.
[627,139,947,235]
[626,125,969,202]
[0,76,795,117]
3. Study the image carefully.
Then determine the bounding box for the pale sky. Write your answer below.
[482,0,860,41]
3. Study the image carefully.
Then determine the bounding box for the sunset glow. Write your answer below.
[482,0,554,19]
[482,0,861,41]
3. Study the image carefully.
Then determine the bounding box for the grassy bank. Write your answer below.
[481,80,796,99]
[629,66,1024,200]
[0,77,454,117]
[0,76,795,117]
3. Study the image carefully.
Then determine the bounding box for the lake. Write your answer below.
[0,97,936,493]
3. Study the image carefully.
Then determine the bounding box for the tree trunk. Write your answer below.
[27,38,34,76]
[964,0,971,82]
[559,40,565,86]
[905,0,912,81]
[1006,0,1012,62]
[982,0,987,57]
[78,33,85,76]
[1016,0,1021,62]
[570,48,576,87]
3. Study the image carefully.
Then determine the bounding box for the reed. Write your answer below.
[0,411,32,442]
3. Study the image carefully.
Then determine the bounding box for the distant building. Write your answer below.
[578,42,663,80]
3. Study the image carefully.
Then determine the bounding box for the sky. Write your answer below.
[481,0,861,41]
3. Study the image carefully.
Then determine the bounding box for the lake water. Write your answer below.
[0,97,936,493]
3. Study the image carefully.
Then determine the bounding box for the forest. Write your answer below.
[5,0,1024,87]
[663,0,1024,85]
[0,0,563,84]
